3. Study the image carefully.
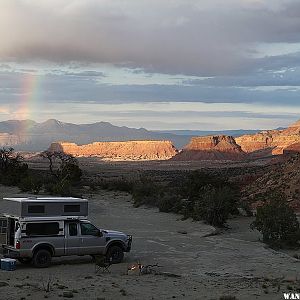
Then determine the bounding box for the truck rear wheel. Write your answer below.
[33,249,52,268]
[106,245,124,264]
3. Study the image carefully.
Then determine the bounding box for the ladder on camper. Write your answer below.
[0,217,8,245]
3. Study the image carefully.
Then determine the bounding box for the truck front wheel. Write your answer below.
[106,245,124,264]
[33,249,52,268]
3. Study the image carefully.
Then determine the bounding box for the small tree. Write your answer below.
[251,193,300,248]
[0,147,28,185]
[40,151,82,196]
[40,151,81,182]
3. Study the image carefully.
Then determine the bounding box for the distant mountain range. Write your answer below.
[0,119,264,151]
[157,129,261,137]
[0,119,188,150]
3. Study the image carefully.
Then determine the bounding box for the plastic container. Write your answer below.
[1,258,16,271]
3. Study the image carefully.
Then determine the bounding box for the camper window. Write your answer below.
[64,205,80,213]
[26,222,59,236]
[28,205,45,214]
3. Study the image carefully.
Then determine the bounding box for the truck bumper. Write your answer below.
[125,235,132,252]
[1,246,20,258]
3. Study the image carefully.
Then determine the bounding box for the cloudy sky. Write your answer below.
[1,0,300,130]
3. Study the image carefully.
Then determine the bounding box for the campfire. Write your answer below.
[127,262,161,275]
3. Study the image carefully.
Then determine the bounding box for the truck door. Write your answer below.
[78,222,106,255]
[65,222,80,255]
[0,217,8,246]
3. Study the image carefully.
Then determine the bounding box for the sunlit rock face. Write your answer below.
[283,142,300,155]
[236,120,300,156]
[0,133,23,147]
[172,135,246,161]
[48,140,178,161]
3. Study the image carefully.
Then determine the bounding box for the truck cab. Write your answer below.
[0,197,132,268]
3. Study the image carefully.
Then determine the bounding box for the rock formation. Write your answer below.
[0,133,22,147]
[283,142,300,155]
[236,120,300,155]
[48,140,178,161]
[173,135,246,161]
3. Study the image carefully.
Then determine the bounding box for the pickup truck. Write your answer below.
[0,216,132,268]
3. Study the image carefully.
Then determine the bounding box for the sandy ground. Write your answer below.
[0,186,300,300]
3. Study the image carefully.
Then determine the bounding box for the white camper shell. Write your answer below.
[1,197,89,219]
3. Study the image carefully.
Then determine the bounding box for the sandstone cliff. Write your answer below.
[0,133,22,147]
[48,140,178,161]
[236,120,300,155]
[173,135,246,161]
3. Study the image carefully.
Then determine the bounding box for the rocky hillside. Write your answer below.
[173,135,246,161]
[283,142,300,155]
[236,120,300,155]
[49,140,178,161]
[242,154,300,211]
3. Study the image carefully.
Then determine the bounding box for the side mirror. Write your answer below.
[96,230,103,237]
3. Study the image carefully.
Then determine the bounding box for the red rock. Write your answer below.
[283,142,300,155]
[236,120,300,155]
[173,135,246,161]
[48,140,178,161]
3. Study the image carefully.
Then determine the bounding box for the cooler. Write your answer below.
[1,258,16,271]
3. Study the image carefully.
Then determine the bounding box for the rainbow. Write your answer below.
[16,73,40,134]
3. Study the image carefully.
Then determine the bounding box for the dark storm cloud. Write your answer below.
[1,0,300,76]
[185,65,300,87]
[86,109,299,120]
[1,70,300,107]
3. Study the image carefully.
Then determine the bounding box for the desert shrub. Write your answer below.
[177,171,239,226]
[180,171,229,199]
[191,184,239,226]
[157,192,182,213]
[132,177,162,207]
[102,178,133,193]
[251,193,300,248]
[19,175,43,194]
[45,180,72,196]
[61,163,82,183]
[130,170,239,226]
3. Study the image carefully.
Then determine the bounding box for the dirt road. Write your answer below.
[0,186,299,299]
